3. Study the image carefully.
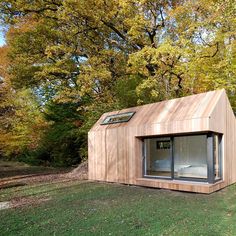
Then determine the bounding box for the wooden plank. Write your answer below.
[94,131,105,181]
[105,128,118,182]
[117,127,128,183]
[135,178,212,193]
[225,97,236,185]
[127,127,137,184]
[88,131,94,180]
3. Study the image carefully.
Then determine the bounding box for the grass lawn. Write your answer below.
[0,179,236,236]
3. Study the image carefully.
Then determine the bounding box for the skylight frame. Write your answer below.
[101,111,136,125]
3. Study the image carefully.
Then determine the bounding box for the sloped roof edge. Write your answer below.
[90,89,226,131]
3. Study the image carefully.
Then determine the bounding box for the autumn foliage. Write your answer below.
[0,0,235,165]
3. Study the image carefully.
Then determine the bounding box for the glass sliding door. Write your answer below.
[173,135,208,179]
[144,138,172,178]
[143,133,222,182]
[213,134,222,181]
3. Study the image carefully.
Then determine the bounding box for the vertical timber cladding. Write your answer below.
[209,91,236,187]
[225,96,236,184]
[88,131,94,180]
[105,128,117,182]
[88,129,109,181]
[105,126,143,184]
[116,127,128,183]
[88,89,236,193]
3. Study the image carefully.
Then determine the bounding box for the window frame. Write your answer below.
[101,111,135,125]
[142,132,223,184]
[212,133,223,182]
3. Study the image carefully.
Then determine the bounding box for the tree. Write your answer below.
[0,0,235,162]
[1,0,235,105]
[0,45,47,158]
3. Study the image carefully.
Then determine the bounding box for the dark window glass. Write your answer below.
[101,112,135,125]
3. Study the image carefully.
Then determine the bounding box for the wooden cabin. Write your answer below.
[88,89,236,193]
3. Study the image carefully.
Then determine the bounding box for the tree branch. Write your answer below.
[201,42,219,58]
[101,20,143,50]
[101,20,126,41]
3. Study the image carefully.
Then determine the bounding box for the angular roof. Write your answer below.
[90,89,226,131]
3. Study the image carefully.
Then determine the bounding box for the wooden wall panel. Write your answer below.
[138,118,209,137]
[88,131,95,180]
[88,130,107,181]
[233,120,236,182]
[105,128,118,182]
[94,131,106,181]
[127,127,138,184]
[225,97,236,185]
[209,91,226,134]
[209,90,236,187]
[134,136,143,181]
[117,127,128,183]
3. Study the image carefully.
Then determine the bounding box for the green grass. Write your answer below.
[1,180,236,236]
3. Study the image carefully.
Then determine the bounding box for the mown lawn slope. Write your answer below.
[0,180,236,236]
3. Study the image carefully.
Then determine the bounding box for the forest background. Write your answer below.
[0,0,235,166]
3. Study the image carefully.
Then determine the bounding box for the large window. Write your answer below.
[101,112,135,125]
[143,133,222,183]
[144,138,172,178]
[174,135,207,179]
[213,134,222,181]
